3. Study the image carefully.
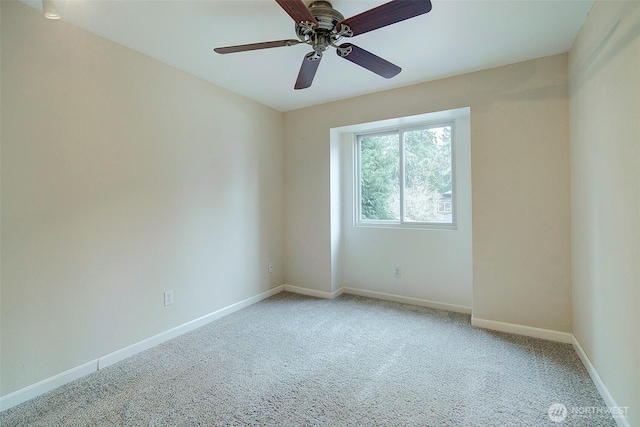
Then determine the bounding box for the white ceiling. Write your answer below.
[23,0,594,112]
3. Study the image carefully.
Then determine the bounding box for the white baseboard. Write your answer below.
[571,336,631,427]
[471,317,573,343]
[99,285,284,369]
[283,284,344,299]
[0,285,285,413]
[0,359,98,412]
[342,287,473,315]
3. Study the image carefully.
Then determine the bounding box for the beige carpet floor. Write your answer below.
[0,292,616,426]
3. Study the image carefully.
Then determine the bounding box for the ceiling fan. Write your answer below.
[214,0,433,90]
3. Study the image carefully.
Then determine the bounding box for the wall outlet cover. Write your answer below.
[164,291,174,306]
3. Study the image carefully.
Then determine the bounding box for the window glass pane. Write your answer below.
[359,133,400,221]
[403,126,452,223]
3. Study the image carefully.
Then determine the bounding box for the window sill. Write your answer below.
[354,222,457,231]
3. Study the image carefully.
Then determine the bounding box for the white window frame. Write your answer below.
[354,121,457,230]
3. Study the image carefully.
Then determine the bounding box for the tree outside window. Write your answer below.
[357,123,453,227]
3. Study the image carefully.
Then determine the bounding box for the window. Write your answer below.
[355,122,455,228]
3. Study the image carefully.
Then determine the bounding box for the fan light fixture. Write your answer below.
[42,0,61,20]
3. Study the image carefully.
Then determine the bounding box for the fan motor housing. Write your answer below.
[308,1,344,31]
[295,1,345,52]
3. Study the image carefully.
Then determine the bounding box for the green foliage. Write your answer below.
[359,134,399,220]
[404,126,452,222]
[359,126,452,222]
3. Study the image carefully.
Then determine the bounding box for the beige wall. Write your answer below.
[1,1,284,395]
[284,54,572,332]
[334,110,473,310]
[569,0,640,423]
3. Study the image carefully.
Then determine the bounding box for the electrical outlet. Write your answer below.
[164,291,174,306]
[394,267,401,278]
[268,263,273,273]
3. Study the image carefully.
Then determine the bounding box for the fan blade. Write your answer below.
[338,0,432,37]
[214,39,301,54]
[275,0,318,27]
[336,44,401,78]
[295,52,322,90]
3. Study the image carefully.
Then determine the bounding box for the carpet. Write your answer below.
[0,292,616,426]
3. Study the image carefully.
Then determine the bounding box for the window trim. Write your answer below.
[354,120,457,230]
